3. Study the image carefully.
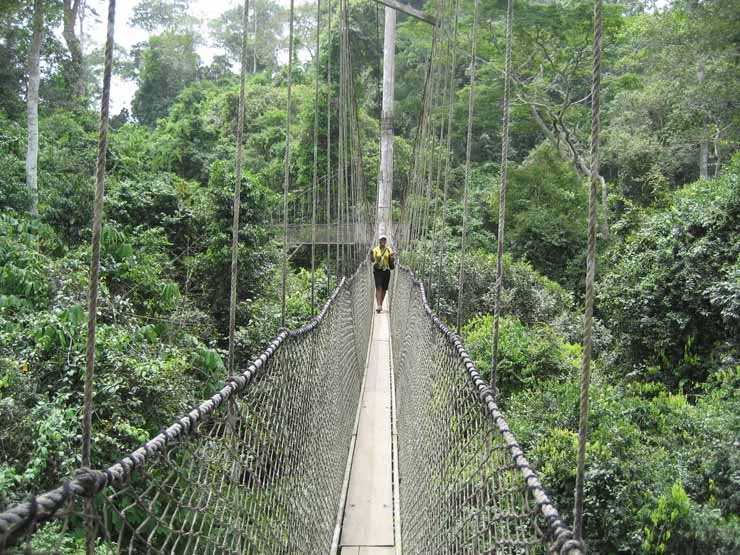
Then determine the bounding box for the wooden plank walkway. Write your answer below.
[338,308,399,554]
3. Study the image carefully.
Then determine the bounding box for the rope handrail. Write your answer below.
[0,263,372,551]
[393,265,584,555]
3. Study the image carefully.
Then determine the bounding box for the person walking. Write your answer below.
[370,235,394,313]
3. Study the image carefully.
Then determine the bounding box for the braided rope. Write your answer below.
[311,0,321,315]
[491,0,514,397]
[394,266,584,555]
[281,0,296,327]
[228,0,250,371]
[0,263,372,550]
[82,0,115,473]
[436,0,459,313]
[82,2,115,551]
[456,0,479,332]
[574,0,602,542]
[326,0,333,295]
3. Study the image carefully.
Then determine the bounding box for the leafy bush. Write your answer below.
[489,142,589,290]
[462,313,581,396]
[505,365,740,554]
[0,115,28,212]
[600,156,740,390]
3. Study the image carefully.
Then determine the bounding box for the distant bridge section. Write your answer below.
[285,223,408,246]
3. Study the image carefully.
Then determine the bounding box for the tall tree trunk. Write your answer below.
[26,0,43,216]
[377,7,396,241]
[698,60,709,179]
[713,126,722,177]
[252,2,257,73]
[63,0,85,98]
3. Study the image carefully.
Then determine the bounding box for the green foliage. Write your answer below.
[129,0,196,33]
[0,1,737,553]
[410,241,581,330]
[462,314,581,397]
[604,2,740,195]
[643,482,691,554]
[600,158,740,389]
[507,365,740,554]
[237,267,330,354]
[132,31,201,126]
[29,521,116,555]
[208,0,284,71]
[0,115,27,212]
[490,142,589,290]
[0,211,228,504]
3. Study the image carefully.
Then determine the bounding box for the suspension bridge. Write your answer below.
[0,265,582,554]
[0,0,607,551]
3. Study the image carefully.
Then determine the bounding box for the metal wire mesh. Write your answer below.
[0,265,373,554]
[390,267,584,555]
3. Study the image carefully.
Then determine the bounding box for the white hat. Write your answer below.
[379,234,387,240]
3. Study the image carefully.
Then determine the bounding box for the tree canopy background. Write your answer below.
[0,0,738,553]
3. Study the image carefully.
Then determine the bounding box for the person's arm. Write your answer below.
[370,248,376,262]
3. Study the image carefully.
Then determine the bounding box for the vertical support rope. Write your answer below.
[491,0,514,396]
[574,0,602,541]
[83,1,115,552]
[228,0,250,372]
[281,0,296,328]
[455,0,479,332]
[436,0,459,313]
[326,0,333,296]
[337,8,346,278]
[407,36,436,259]
[311,0,321,316]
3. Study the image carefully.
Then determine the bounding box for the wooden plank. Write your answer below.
[340,311,395,547]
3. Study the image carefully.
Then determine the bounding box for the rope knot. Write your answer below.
[73,467,108,497]
[559,538,585,555]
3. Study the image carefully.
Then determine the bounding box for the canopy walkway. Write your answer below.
[0,0,608,549]
[0,264,582,554]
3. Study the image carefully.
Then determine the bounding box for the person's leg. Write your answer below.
[374,268,383,312]
[379,270,390,309]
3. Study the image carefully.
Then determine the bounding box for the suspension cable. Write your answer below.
[281,0,296,327]
[407,33,436,258]
[337,5,346,277]
[326,0,333,296]
[399,30,437,261]
[574,0,602,541]
[228,0,250,371]
[436,0,459,313]
[455,0,479,332]
[311,0,321,316]
[427,19,449,298]
[83,1,115,552]
[490,0,514,396]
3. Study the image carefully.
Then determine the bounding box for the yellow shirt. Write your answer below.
[373,246,393,270]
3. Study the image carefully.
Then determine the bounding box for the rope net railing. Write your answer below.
[390,267,584,555]
[0,264,373,554]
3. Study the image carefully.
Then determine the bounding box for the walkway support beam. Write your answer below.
[375,0,437,26]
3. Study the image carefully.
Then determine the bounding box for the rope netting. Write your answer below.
[390,267,584,555]
[0,265,373,554]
